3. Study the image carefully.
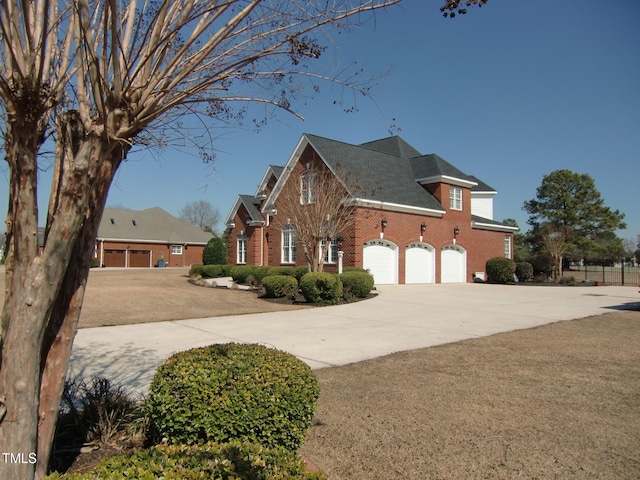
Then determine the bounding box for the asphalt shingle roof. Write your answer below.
[98,207,213,244]
[238,195,265,224]
[305,134,446,213]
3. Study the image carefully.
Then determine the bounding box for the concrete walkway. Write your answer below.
[68,284,639,394]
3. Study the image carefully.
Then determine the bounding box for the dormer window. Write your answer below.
[300,169,317,204]
[450,187,462,211]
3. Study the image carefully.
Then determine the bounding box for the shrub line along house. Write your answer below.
[96,207,213,267]
[225,133,517,284]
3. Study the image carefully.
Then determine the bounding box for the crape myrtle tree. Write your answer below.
[523,169,626,275]
[273,162,365,272]
[0,1,490,478]
[0,1,416,478]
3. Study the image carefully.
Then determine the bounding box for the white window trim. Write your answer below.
[320,238,338,264]
[300,169,317,205]
[281,225,297,264]
[171,245,183,255]
[450,187,462,211]
[237,235,247,264]
[504,235,512,259]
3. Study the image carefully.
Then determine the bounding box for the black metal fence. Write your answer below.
[567,263,640,286]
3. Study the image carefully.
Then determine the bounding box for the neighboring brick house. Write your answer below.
[96,207,213,267]
[225,133,517,284]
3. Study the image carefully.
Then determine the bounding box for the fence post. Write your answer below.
[621,258,625,286]
[602,263,606,285]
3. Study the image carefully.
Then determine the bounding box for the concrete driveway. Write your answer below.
[68,284,639,394]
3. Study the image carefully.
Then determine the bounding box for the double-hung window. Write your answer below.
[300,169,317,204]
[171,245,183,255]
[282,225,297,264]
[504,235,512,259]
[449,187,462,210]
[320,238,338,264]
[237,235,247,264]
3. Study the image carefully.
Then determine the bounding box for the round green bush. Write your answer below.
[47,441,325,480]
[201,264,224,278]
[486,257,516,284]
[266,266,297,278]
[189,264,204,277]
[251,265,273,284]
[262,275,298,299]
[515,261,534,282]
[343,267,369,273]
[293,266,310,282]
[339,271,374,299]
[203,237,227,265]
[147,343,319,451]
[299,272,343,305]
[231,265,256,284]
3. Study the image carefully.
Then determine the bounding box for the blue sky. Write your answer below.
[2,0,639,244]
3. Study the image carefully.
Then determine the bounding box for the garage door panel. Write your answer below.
[363,240,398,285]
[406,243,435,284]
[129,250,151,268]
[103,249,126,267]
[441,245,466,283]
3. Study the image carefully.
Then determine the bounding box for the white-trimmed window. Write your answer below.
[320,238,338,264]
[450,187,462,210]
[282,225,297,264]
[237,235,247,264]
[504,235,512,259]
[300,169,317,204]
[171,245,183,255]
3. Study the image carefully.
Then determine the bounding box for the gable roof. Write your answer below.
[255,164,284,197]
[225,195,265,227]
[302,134,446,215]
[359,136,422,158]
[98,207,213,244]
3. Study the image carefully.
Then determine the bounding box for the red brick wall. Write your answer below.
[228,152,513,282]
[98,241,205,267]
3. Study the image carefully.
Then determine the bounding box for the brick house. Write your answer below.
[96,207,213,267]
[225,134,517,284]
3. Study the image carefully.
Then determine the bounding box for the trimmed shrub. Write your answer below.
[189,264,205,277]
[147,343,319,451]
[343,267,369,273]
[203,237,227,265]
[515,261,534,282]
[220,264,234,277]
[266,266,297,278]
[262,275,298,300]
[299,272,343,305]
[486,257,516,284]
[293,266,310,282]
[339,271,374,299]
[231,265,256,284]
[47,441,326,480]
[201,264,225,278]
[250,266,273,285]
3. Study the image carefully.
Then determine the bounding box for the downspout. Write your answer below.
[260,226,264,266]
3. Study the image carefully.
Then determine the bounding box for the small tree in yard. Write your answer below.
[203,237,227,265]
[0,2,413,478]
[179,200,221,235]
[275,165,362,272]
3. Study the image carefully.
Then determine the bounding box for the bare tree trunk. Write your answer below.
[0,129,124,479]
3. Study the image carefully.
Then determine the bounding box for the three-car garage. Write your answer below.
[362,240,467,285]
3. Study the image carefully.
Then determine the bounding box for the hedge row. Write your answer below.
[48,441,325,480]
[190,264,234,278]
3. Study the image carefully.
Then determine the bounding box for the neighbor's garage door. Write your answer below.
[103,249,126,267]
[405,243,435,284]
[440,245,466,283]
[129,250,151,268]
[363,240,398,285]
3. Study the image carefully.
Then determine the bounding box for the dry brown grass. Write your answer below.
[300,310,640,480]
[77,268,309,328]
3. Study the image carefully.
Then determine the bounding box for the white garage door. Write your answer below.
[405,243,435,284]
[441,245,466,283]
[363,240,398,285]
